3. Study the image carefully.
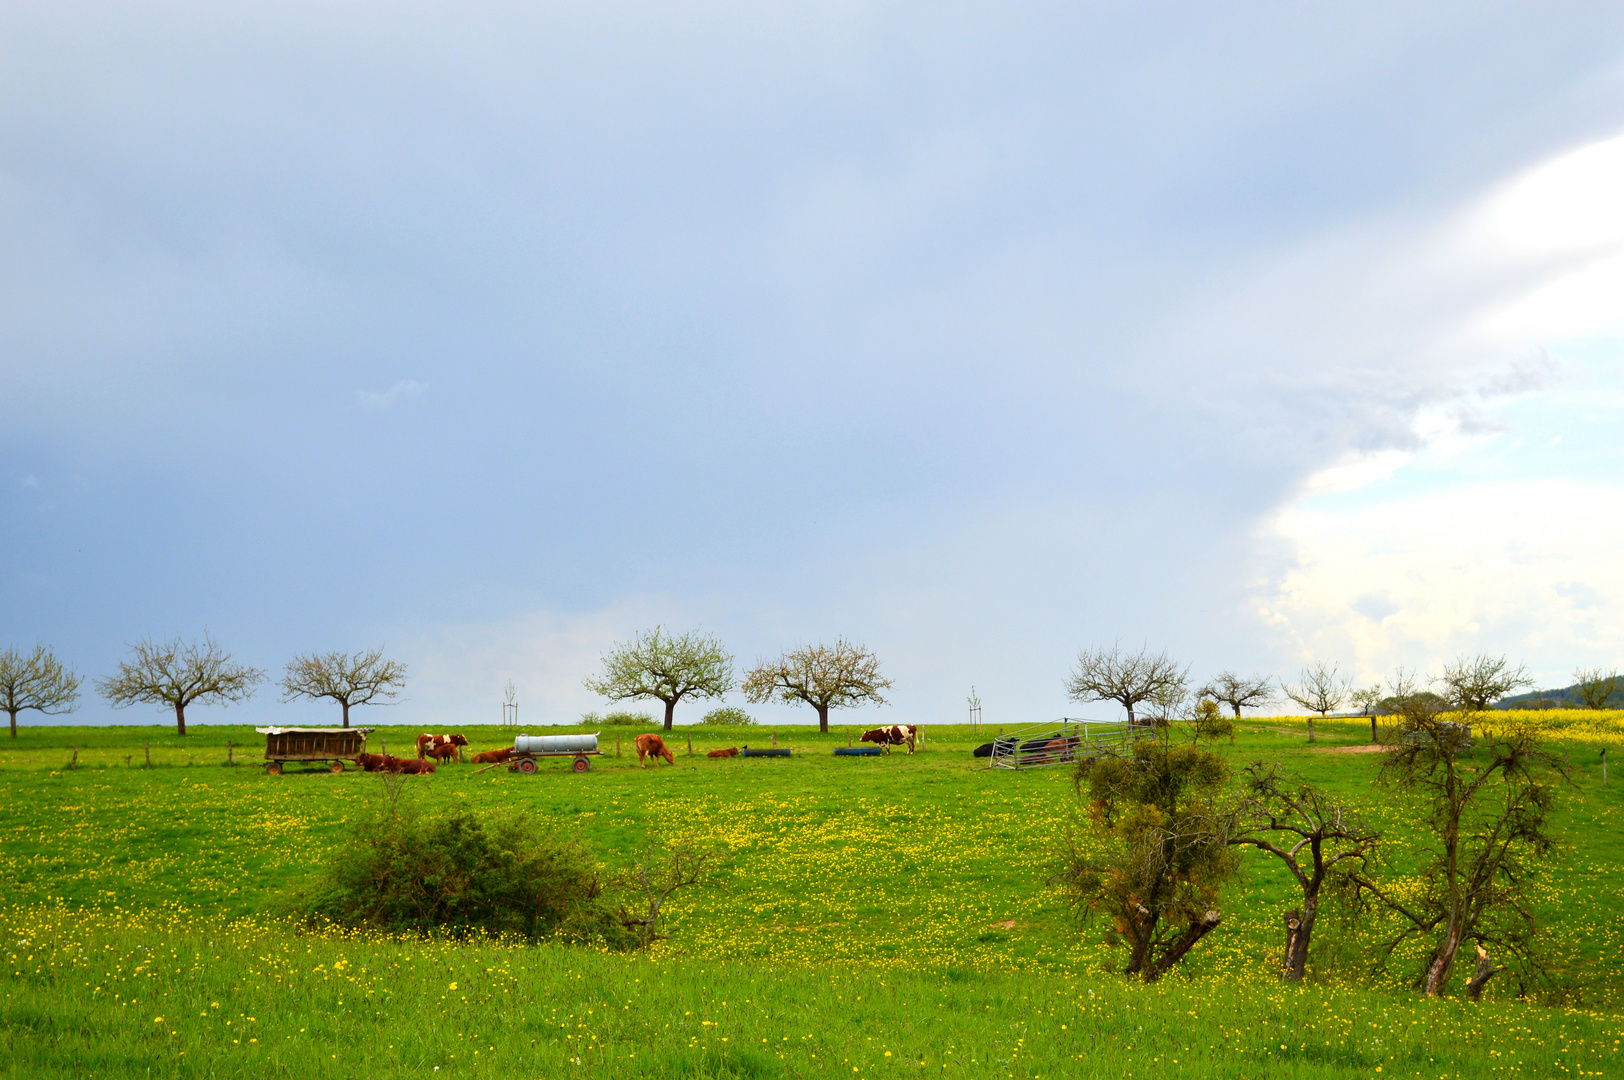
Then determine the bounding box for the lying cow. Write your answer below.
[416,733,469,762]
[633,732,675,767]
[470,747,515,764]
[858,724,918,755]
[394,757,436,775]
[706,747,740,758]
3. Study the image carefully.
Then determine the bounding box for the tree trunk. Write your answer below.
[7,709,15,738]
[1125,702,1137,727]
[663,698,676,731]
[1123,908,1157,977]
[174,700,187,737]
[1465,944,1501,1001]
[1422,921,1464,996]
[816,704,829,734]
[342,700,350,728]
[1284,896,1317,982]
[1371,714,1378,743]
[1145,910,1221,981]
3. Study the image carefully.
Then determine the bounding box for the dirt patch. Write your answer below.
[1317,744,1387,754]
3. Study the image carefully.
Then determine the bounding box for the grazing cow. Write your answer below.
[471,747,515,764]
[633,732,676,767]
[415,733,469,762]
[858,724,919,755]
[706,747,740,758]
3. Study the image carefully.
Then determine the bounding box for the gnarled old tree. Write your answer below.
[1228,764,1378,982]
[1067,644,1188,727]
[1573,667,1621,711]
[0,643,82,738]
[1359,688,1566,999]
[1283,661,1345,743]
[743,639,891,733]
[584,628,734,731]
[97,634,264,736]
[1053,727,1236,981]
[280,648,408,727]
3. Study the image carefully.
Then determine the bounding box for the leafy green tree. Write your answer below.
[1054,731,1236,981]
[584,627,734,731]
[97,633,264,736]
[742,639,891,734]
[280,647,407,727]
[0,643,82,738]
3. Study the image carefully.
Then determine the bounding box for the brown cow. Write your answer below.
[425,743,461,765]
[471,747,515,764]
[633,732,675,767]
[415,733,469,761]
[706,747,740,758]
[394,758,436,775]
[352,753,392,772]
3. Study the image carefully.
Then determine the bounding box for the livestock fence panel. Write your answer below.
[988,717,1146,770]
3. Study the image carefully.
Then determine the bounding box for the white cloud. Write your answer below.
[1256,478,1624,687]
[356,379,426,412]
[1300,449,1410,495]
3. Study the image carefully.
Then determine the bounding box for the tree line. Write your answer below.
[0,628,896,737]
[1054,644,1580,1002]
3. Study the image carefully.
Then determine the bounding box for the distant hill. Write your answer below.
[1495,682,1624,710]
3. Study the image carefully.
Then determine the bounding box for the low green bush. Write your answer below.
[292,789,631,946]
[592,709,656,726]
[700,706,757,726]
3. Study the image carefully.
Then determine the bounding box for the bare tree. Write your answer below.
[1283,661,1345,743]
[1199,671,1276,719]
[97,634,265,736]
[0,644,82,738]
[1573,667,1620,711]
[280,648,407,728]
[1348,684,1383,742]
[1067,644,1188,727]
[1439,654,1533,712]
[1228,764,1379,982]
[616,840,725,951]
[584,627,734,731]
[1359,701,1566,999]
[742,639,891,733]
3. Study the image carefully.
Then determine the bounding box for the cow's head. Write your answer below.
[450,734,470,746]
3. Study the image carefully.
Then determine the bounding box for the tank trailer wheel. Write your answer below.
[572,755,591,773]
[517,757,538,775]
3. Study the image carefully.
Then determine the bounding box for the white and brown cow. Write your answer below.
[858,724,918,755]
[415,732,469,762]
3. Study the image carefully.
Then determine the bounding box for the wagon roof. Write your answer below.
[255,726,374,735]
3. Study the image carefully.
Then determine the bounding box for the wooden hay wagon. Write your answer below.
[256,726,372,775]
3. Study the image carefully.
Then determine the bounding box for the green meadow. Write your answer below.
[2,717,1622,1078]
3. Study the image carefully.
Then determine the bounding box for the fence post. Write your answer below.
[227,740,233,766]
[69,745,78,771]
[616,735,621,758]
[144,743,151,769]
[771,732,777,748]
[1603,749,1608,786]
[686,733,693,756]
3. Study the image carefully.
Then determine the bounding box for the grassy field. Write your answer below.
[2,715,1622,1077]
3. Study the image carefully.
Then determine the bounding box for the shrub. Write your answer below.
[701,706,757,726]
[600,710,656,726]
[294,790,631,946]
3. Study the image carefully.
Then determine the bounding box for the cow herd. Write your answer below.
[346,724,926,776]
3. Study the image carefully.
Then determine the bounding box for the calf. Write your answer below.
[471,747,515,764]
[633,732,676,767]
[426,742,461,764]
[415,733,469,762]
[706,746,740,758]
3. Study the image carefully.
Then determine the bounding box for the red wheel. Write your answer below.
[517,758,538,775]
[330,761,345,773]
[265,761,282,775]
[572,755,591,773]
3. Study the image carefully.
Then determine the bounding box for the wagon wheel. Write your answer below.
[265,761,282,775]
[517,757,538,775]
[330,760,345,773]
[572,755,591,773]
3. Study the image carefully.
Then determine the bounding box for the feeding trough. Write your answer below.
[741,747,793,758]
[833,746,883,756]
[507,732,601,774]
[257,726,372,775]
[985,718,1144,770]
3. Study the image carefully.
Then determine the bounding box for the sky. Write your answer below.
[4,2,1623,729]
